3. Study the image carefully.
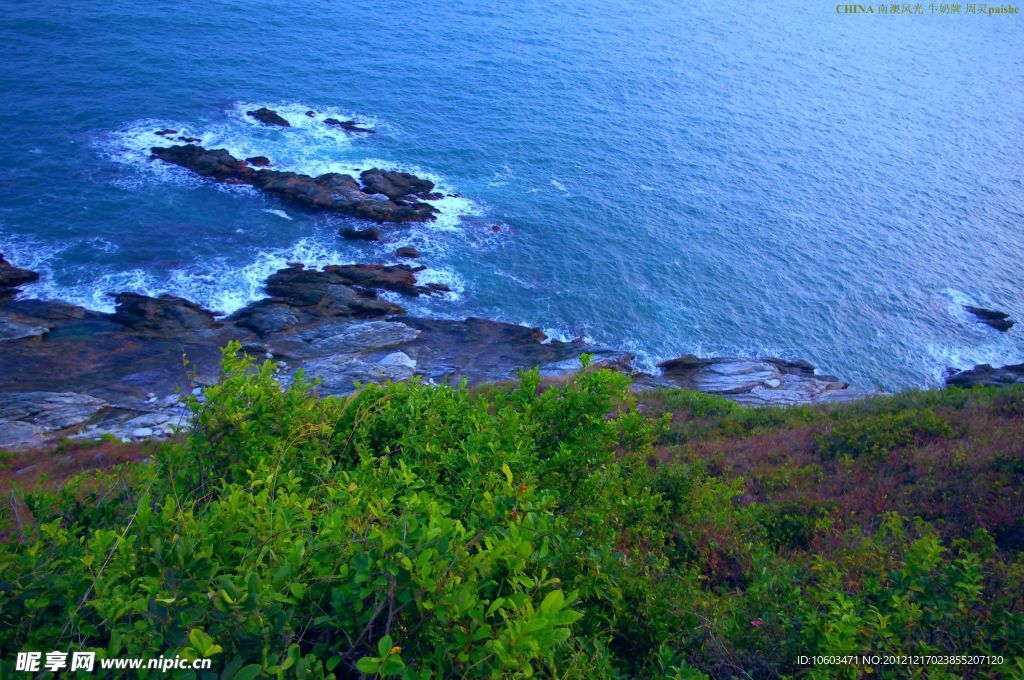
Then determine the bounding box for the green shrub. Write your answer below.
[0,344,1021,678]
[815,408,957,460]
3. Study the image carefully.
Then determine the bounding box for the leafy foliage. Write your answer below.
[0,345,1022,678]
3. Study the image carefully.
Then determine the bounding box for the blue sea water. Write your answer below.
[1,0,1022,390]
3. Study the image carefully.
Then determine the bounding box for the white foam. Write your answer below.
[413,266,465,302]
[61,103,503,325]
[923,341,1022,384]
[101,104,482,241]
[262,209,293,221]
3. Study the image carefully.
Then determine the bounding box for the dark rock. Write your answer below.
[305,110,316,117]
[400,317,581,387]
[946,363,1024,388]
[176,136,201,143]
[151,145,253,180]
[340,226,381,241]
[395,246,421,259]
[360,168,435,200]
[245,155,271,167]
[247,107,291,127]
[964,306,1015,331]
[151,145,438,223]
[0,255,40,297]
[425,283,451,294]
[321,264,424,297]
[262,265,410,315]
[324,118,376,134]
[155,128,178,136]
[231,300,299,335]
[764,357,817,377]
[109,293,216,335]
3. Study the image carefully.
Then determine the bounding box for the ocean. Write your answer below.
[1,0,1022,390]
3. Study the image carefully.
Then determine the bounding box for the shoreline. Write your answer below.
[2,111,1020,449]
[1,254,880,450]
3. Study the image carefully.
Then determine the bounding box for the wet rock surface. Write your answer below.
[0,255,40,299]
[324,118,375,134]
[340,226,381,241]
[964,306,1015,332]
[0,255,879,449]
[247,107,291,127]
[150,145,438,223]
[945,363,1024,388]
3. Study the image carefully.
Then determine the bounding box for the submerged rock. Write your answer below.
[324,118,375,134]
[395,246,421,259]
[340,226,382,241]
[964,306,1015,332]
[247,107,291,127]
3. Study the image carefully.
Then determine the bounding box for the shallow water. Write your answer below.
[1,0,1022,389]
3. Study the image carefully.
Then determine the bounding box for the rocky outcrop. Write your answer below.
[0,257,877,448]
[0,392,108,448]
[247,107,291,127]
[945,363,1024,388]
[324,119,375,134]
[652,355,872,406]
[150,145,438,223]
[359,169,435,200]
[150,145,251,179]
[0,255,40,299]
[245,155,271,167]
[109,293,217,335]
[964,306,1015,332]
[395,246,421,259]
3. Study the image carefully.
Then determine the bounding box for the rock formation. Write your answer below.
[964,306,1015,332]
[150,145,438,223]
[247,107,291,127]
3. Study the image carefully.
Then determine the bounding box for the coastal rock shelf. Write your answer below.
[0,257,878,449]
[150,145,438,223]
[945,363,1024,387]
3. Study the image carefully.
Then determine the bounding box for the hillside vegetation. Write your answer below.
[1,343,1022,678]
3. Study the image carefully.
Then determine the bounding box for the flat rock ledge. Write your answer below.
[1,257,875,449]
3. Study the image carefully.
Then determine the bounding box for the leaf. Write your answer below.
[377,635,394,657]
[540,589,564,614]
[502,463,514,486]
[230,664,264,680]
[355,656,381,674]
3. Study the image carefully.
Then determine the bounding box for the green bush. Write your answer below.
[815,408,957,460]
[0,344,1021,678]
